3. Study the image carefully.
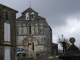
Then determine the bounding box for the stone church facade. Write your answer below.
[16,7,52,55]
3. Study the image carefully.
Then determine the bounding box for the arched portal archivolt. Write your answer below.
[22,37,38,51]
[22,37,38,45]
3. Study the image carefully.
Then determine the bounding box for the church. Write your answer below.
[16,7,52,55]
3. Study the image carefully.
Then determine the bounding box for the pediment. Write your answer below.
[22,7,38,15]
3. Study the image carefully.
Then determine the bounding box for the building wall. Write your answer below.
[52,43,58,55]
[0,4,18,60]
[0,46,4,60]
[16,20,51,53]
[16,7,52,55]
[0,8,4,44]
[10,12,16,46]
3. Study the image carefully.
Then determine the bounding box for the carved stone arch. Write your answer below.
[39,21,43,26]
[27,23,30,26]
[19,22,23,26]
[22,22,26,26]
[32,22,35,26]
[36,22,39,27]
[34,21,38,26]
[30,23,34,27]
[17,22,22,27]
[17,22,20,26]
[25,23,28,27]
[22,37,39,45]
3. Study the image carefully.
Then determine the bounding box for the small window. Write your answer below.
[26,13,29,20]
[5,11,9,23]
[31,12,35,20]
[29,25,31,34]
[4,22,10,42]
[5,12,9,20]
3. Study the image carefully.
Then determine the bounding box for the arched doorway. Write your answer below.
[22,37,38,51]
[27,41,34,51]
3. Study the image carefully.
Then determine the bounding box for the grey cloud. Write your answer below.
[1,0,80,28]
[31,0,80,27]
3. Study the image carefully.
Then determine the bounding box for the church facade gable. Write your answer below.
[16,7,52,55]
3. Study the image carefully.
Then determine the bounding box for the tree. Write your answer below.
[58,35,70,53]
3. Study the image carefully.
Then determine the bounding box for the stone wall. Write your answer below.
[16,7,52,55]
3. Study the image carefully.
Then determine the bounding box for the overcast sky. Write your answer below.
[1,0,80,49]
